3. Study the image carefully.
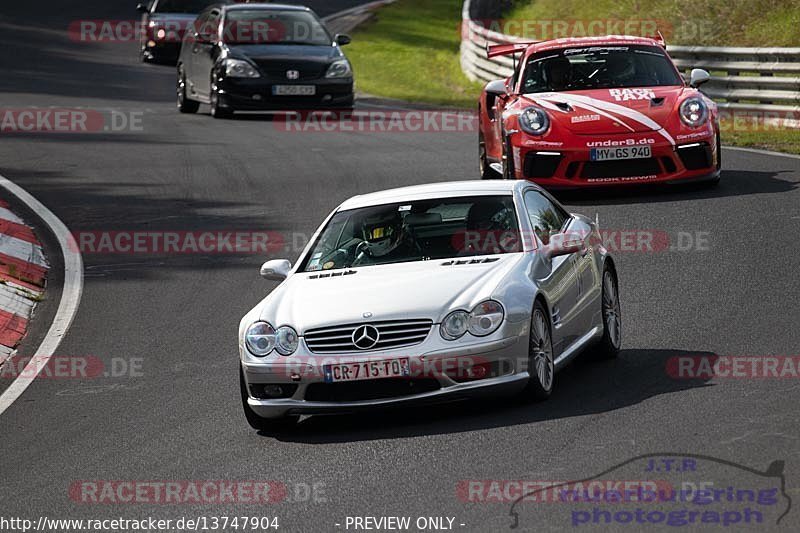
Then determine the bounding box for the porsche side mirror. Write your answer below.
[335,34,351,46]
[689,68,711,88]
[485,79,506,97]
[136,3,148,13]
[260,259,292,281]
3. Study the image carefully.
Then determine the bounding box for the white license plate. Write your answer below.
[590,146,652,161]
[324,359,411,383]
[272,85,316,96]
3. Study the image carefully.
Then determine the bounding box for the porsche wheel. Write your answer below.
[522,300,554,401]
[596,264,622,360]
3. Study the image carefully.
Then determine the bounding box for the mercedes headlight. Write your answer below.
[468,300,504,337]
[519,106,550,135]
[325,59,352,79]
[441,301,505,340]
[245,322,276,357]
[679,97,708,128]
[275,326,299,356]
[441,311,469,341]
[224,58,261,78]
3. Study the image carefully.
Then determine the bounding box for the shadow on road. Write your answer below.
[264,348,716,443]
[555,168,797,206]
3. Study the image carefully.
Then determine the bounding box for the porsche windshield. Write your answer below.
[300,196,522,271]
[521,45,683,93]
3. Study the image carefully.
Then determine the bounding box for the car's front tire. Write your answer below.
[479,132,501,180]
[502,136,516,180]
[596,263,622,360]
[240,368,298,432]
[177,66,199,114]
[210,82,233,119]
[522,300,554,401]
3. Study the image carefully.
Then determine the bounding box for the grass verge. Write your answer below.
[346,0,484,107]
[721,124,800,155]
[504,0,800,46]
[344,0,800,154]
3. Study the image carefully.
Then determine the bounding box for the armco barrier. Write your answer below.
[459,0,800,118]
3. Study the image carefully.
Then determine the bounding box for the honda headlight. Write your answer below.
[275,326,299,356]
[519,106,550,135]
[224,59,261,78]
[245,322,276,357]
[325,59,352,79]
[441,311,469,341]
[679,97,708,128]
[468,300,504,337]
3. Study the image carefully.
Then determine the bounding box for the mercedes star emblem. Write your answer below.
[352,325,380,350]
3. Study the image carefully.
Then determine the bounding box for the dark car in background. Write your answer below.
[137,0,218,64]
[176,3,354,118]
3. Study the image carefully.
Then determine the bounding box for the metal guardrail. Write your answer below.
[459,0,800,116]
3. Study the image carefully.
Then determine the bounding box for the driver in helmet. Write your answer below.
[355,212,417,264]
[544,56,572,91]
[605,53,636,82]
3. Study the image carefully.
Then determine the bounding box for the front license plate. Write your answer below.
[590,146,652,161]
[272,85,316,96]
[324,359,411,383]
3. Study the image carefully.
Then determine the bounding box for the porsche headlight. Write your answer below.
[224,58,261,78]
[245,322,276,357]
[468,300,504,337]
[325,59,352,79]
[275,326,299,356]
[441,311,469,341]
[518,106,550,135]
[679,97,708,128]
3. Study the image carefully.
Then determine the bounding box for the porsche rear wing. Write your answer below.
[486,42,537,59]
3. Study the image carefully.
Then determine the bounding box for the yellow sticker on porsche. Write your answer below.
[324,359,411,383]
[590,145,652,161]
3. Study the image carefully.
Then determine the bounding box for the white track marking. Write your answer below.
[0,174,83,417]
[725,146,800,161]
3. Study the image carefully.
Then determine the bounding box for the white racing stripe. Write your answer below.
[532,93,676,145]
[0,174,84,418]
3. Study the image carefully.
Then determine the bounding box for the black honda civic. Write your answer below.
[176,3,354,118]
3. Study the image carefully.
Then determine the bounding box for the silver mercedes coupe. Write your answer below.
[239,180,621,430]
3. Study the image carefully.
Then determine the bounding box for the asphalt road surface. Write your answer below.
[1,0,799,531]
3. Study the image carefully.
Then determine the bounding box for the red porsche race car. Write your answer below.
[478,36,721,188]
